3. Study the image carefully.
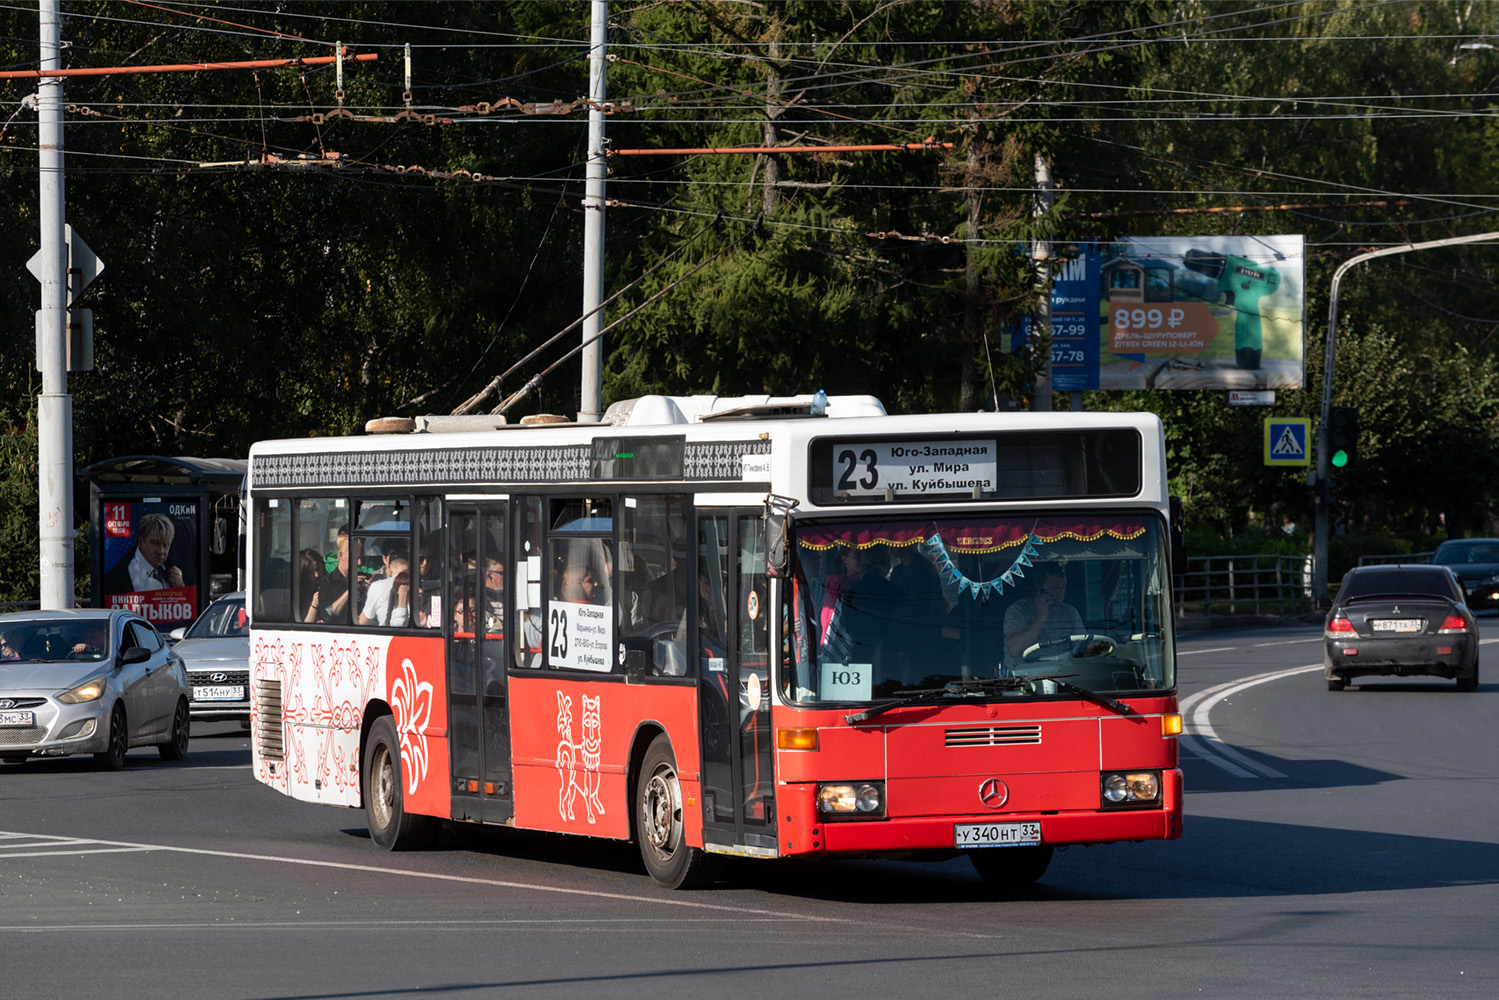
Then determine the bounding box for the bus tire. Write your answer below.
[636,735,719,889]
[969,845,1054,886]
[363,715,438,851]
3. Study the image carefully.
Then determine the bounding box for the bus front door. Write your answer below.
[697,511,777,855]
[447,503,513,825]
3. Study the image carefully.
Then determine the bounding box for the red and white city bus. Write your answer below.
[247,394,1183,888]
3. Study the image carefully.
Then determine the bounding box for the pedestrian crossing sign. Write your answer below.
[1264,418,1310,466]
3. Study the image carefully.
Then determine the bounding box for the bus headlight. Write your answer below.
[816,781,885,819]
[1101,771,1161,807]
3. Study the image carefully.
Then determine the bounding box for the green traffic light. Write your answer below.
[1331,450,1349,468]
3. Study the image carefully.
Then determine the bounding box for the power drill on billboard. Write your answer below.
[1180,249,1282,371]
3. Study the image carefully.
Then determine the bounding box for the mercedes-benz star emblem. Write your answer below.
[209,672,228,684]
[978,778,1009,809]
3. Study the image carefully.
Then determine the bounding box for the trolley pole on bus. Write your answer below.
[578,0,608,423]
[36,0,74,609]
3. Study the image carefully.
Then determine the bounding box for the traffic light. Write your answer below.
[1327,406,1359,469]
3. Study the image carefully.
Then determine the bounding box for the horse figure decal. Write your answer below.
[556,691,606,824]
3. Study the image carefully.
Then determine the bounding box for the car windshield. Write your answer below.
[0,619,112,662]
[783,513,1174,704]
[1340,568,1455,601]
[1434,543,1499,565]
[184,596,248,639]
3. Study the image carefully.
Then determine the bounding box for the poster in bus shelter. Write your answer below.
[1018,235,1305,391]
[101,499,200,627]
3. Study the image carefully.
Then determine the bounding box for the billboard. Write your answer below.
[1023,235,1305,391]
[100,499,200,626]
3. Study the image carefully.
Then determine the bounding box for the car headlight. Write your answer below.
[58,676,107,704]
[816,781,885,819]
[1101,771,1161,807]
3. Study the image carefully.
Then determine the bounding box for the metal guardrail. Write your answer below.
[1357,552,1433,566]
[1175,554,1313,617]
[0,600,40,613]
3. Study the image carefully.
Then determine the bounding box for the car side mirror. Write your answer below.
[119,645,152,665]
[167,627,186,643]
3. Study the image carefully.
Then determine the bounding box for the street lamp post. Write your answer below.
[1313,231,1499,603]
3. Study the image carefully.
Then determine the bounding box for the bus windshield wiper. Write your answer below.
[843,677,1025,724]
[1026,674,1136,717]
[842,674,1136,724]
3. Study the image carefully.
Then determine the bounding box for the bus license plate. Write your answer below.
[1372,619,1421,633]
[194,685,245,702]
[954,822,1042,848]
[0,710,36,727]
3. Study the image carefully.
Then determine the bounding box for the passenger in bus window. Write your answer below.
[483,557,505,634]
[1002,565,1083,671]
[309,528,353,625]
[296,548,324,622]
[360,554,411,627]
[416,545,441,628]
[818,546,894,665]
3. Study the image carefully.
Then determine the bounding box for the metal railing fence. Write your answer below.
[1175,554,1313,617]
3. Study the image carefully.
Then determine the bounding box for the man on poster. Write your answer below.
[103,512,183,594]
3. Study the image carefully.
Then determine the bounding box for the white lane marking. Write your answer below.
[0,831,844,921]
[1179,664,1322,778]
[1177,646,1237,656]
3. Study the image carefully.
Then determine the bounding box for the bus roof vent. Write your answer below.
[364,416,417,435]
[520,413,571,426]
[410,414,508,433]
[604,395,689,426]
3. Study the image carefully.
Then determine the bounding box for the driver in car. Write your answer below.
[1003,565,1089,673]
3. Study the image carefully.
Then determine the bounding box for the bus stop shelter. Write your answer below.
[80,455,246,629]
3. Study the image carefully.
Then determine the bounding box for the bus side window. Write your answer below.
[253,498,292,622]
[619,495,688,676]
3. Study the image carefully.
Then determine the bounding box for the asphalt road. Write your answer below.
[4,620,1499,999]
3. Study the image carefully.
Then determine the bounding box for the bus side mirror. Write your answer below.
[1169,495,1187,576]
[764,495,799,577]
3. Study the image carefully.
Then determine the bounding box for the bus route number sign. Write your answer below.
[831,439,997,497]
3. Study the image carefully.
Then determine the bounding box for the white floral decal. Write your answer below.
[390,657,432,795]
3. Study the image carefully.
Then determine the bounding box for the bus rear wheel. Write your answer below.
[363,715,438,851]
[969,845,1054,886]
[636,735,719,889]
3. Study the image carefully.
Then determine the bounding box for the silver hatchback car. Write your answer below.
[0,609,191,769]
[168,593,250,725]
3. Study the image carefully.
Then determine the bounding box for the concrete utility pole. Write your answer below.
[1312,230,1499,603]
[578,0,608,423]
[1031,154,1053,412]
[37,0,73,609]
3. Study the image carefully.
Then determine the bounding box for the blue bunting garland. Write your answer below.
[921,532,1044,601]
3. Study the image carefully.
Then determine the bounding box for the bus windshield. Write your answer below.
[785,513,1174,703]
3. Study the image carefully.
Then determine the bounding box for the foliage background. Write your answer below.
[2,0,1497,602]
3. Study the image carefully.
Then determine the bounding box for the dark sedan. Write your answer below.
[1324,564,1478,692]
[1431,538,1499,611]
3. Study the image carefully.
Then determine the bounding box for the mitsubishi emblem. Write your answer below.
[978,778,1009,809]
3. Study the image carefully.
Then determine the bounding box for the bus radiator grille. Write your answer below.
[944,725,1042,747]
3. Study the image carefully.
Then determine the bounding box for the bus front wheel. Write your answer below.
[636,735,719,889]
[364,715,438,851]
[969,845,1054,886]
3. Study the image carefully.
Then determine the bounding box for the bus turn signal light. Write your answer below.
[1161,713,1182,737]
[777,728,818,751]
